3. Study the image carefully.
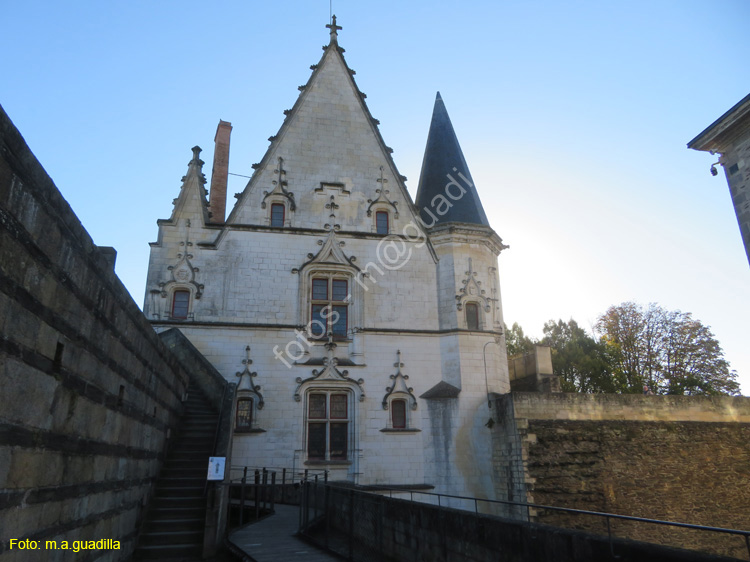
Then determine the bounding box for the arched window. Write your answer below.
[236,397,253,430]
[307,391,350,461]
[310,277,349,339]
[375,211,389,235]
[271,203,285,227]
[465,302,479,330]
[391,399,406,429]
[171,290,190,319]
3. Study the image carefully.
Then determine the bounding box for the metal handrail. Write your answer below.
[227,465,328,484]
[336,484,750,559]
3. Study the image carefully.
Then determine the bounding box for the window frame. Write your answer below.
[391,398,407,429]
[465,302,480,330]
[171,289,191,319]
[375,210,389,235]
[270,203,285,227]
[236,397,254,430]
[310,276,349,340]
[306,390,351,462]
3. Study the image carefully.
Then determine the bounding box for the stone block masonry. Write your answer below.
[305,485,741,562]
[492,392,750,560]
[0,104,191,562]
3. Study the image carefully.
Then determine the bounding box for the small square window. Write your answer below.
[332,279,348,302]
[330,394,348,419]
[309,394,327,419]
[312,278,328,300]
[271,203,285,227]
[376,211,389,235]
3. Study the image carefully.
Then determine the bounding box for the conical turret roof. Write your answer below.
[415,93,489,227]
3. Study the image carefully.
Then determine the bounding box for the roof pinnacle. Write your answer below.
[326,14,342,42]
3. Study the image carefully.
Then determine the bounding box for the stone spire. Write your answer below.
[415,92,489,227]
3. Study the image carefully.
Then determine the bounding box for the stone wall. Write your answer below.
[303,486,740,562]
[492,392,750,559]
[0,104,190,561]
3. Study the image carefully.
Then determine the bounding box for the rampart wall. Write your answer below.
[0,105,190,561]
[492,392,750,559]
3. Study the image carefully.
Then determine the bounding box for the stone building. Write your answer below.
[688,93,750,266]
[143,18,510,499]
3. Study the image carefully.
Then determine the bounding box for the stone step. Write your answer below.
[158,477,205,488]
[138,530,204,547]
[151,495,206,509]
[155,486,204,498]
[133,542,202,560]
[147,506,206,521]
[145,517,205,533]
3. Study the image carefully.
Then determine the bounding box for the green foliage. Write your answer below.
[508,303,740,396]
[540,319,616,393]
[504,322,536,357]
[595,302,739,396]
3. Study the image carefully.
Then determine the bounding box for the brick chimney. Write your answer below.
[208,120,232,223]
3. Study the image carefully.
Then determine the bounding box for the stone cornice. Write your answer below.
[427,222,508,256]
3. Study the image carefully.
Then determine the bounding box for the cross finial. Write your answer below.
[242,345,253,367]
[326,14,342,41]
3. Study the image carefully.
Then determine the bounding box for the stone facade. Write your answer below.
[143,21,510,499]
[0,104,190,561]
[492,392,750,559]
[688,93,750,267]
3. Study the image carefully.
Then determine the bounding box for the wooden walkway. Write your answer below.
[228,504,341,561]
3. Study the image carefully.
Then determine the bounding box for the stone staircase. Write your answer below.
[133,383,218,560]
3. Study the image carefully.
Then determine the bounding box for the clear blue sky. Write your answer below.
[2,1,749,392]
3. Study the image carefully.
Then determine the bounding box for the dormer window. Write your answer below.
[172,290,190,319]
[375,211,389,235]
[271,203,285,227]
[465,302,479,330]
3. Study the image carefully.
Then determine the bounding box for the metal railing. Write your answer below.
[228,466,328,528]
[300,482,750,561]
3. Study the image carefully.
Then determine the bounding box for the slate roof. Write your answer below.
[415,93,490,227]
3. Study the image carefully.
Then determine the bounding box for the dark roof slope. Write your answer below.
[415,92,489,227]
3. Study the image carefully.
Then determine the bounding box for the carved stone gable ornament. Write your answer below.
[261,156,296,211]
[382,350,418,410]
[157,219,204,299]
[236,345,264,408]
[294,333,365,401]
[366,166,399,217]
[456,257,490,312]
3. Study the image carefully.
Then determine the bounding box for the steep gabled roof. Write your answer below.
[225,17,419,226]
[415,93,489,227]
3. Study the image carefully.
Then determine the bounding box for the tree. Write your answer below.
[595,302,739,396]
[541,319,616,393]
[504,322,536,357]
